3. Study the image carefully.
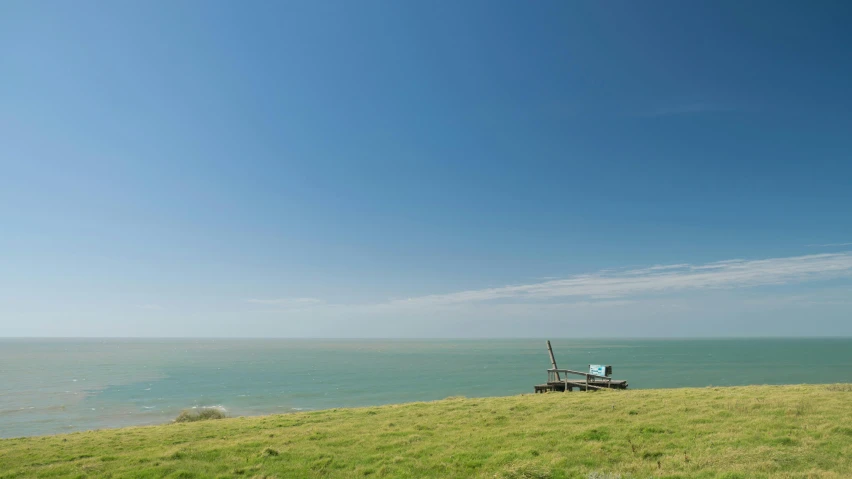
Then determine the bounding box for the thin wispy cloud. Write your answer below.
[246,253,852,315]
[634,103,739,118]
[247,297,324,306]
[381,252,852,309]
[807,242,852,247]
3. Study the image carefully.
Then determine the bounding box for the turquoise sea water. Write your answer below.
[1,338,850,438]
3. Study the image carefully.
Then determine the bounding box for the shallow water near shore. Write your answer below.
[1,338,850,438]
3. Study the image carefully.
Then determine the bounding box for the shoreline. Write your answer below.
[3,383,850,441]
[2,383,850,477]
[4,337,852,440]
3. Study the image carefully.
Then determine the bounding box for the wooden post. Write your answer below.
[546,340,561,381]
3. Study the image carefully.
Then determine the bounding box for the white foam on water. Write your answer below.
[191,405,228,413]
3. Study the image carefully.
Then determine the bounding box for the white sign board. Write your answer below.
[589,364,607,377]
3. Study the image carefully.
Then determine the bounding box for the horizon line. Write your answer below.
[1,336,850,340]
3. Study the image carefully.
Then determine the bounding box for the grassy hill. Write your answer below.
[1,384,851,478]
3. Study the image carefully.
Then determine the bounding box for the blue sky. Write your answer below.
[2,1,851,337]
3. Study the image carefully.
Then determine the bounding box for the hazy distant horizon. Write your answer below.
[2,335,851,340]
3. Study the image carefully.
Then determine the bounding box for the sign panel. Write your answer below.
[589,364,607,377]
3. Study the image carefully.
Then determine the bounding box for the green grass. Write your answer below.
[1,384,851,478]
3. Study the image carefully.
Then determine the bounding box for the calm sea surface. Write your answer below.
[1,338,850,438]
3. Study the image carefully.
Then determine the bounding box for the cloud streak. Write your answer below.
[247,297,324,306]
[246,253,852,316]
[807,242,852,247]
[634,103,739,118]
[383,252,852,308]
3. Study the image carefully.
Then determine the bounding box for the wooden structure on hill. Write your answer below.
[533,340,628,393]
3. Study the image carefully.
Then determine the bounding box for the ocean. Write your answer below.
[1,338,850,438]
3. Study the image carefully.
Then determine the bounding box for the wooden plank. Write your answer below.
[546,340,561,381]
[536,380,628,392]
[545,380,628,390]
[546,380,627,387]
[549,368,611,381]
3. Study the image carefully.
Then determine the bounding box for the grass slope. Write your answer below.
[1,385,851,479]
